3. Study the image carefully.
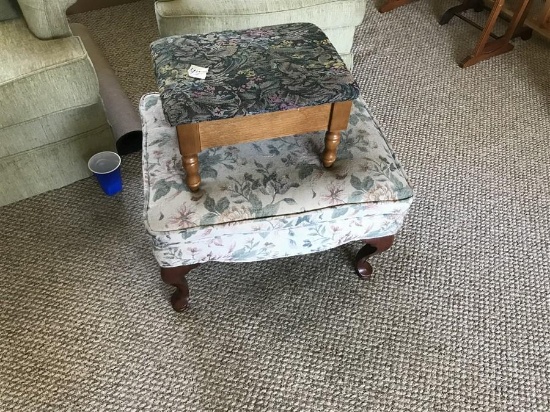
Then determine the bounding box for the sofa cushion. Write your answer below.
[16,0,76,39]
[0,101,114,206]
[0,101,110,158]
[0,19,99,128]
[155,0,366,36]
[0,0,20,21]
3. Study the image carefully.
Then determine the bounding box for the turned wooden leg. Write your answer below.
[182,154,201,192]
[355,235,395,280]
[322,101,353,168]
[322,131,341,167]
[160,264,200,311]
[177,123,202,192]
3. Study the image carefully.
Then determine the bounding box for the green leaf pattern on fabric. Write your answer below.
[140,93,414,266]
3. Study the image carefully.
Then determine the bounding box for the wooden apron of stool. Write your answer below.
[177,100,353,192]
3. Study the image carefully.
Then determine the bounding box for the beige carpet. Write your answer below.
[2,1,550,410]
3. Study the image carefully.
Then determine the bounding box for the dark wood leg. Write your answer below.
[379,0,415,13]
[460,0,533,68]
[160,264,200,311]
[355,235,395,280]
[439,0,533,68]
[440,0,485,25]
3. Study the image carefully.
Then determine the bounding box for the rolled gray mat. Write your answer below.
[70,23,142,155]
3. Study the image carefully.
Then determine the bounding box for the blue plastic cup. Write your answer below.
[88,151,123,196]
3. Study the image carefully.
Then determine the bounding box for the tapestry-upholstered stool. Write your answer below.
[140,93,414,312]
[150,23,360,192]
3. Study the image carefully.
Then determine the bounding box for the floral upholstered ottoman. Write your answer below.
[140,93,413,311]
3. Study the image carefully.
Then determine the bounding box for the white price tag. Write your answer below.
[188,65,209,79]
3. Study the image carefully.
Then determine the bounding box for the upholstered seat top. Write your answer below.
[155,0,366,25]
[0,18,101,135]
[150,23,360,126]
[141,93,413,234]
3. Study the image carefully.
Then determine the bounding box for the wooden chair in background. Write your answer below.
[539,0,550,27]
[378,0,550,66]
[440,0,534,67]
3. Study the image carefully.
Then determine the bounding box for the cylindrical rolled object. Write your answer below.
[70,22,142,155]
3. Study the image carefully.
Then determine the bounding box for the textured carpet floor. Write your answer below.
[2,1,550,411]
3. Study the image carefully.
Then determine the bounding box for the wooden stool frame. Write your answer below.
[177,101,353,191]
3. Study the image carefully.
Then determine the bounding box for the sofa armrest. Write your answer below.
[17,0,77,39]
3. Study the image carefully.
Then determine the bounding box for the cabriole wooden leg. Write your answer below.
[160,264,200,311]
[355,235,395,280]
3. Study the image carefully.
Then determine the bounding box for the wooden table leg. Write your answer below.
[505,0,534,39]
[439,0,485,25]
[460,0,533,68]
[379,0,415,13]
[177,123,202,192]
[322,101,353,168]
[539,0,550,29]
[460,0,507,67]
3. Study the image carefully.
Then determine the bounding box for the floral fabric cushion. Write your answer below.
[150,22,360,126]
[141,93,413,267]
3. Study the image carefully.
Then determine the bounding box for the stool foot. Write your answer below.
[355,235,395,280]
[182,155,201,192]
[322,131,341,167]
[160,264,200,311]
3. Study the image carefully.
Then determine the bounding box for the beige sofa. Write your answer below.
[0,0,115,206]
[154,0,366,69]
